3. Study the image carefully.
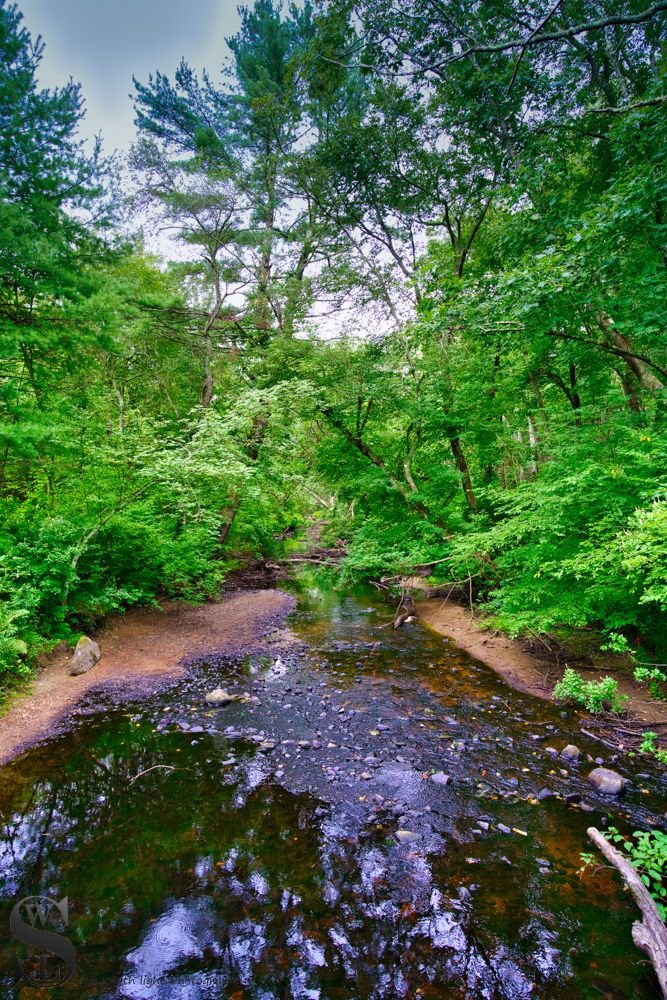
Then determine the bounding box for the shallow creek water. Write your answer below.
[1,573,666,999]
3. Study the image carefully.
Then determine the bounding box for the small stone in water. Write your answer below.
[205,688,236,706]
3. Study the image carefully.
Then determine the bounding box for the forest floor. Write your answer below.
[417,597,667,728]
[0,589,293,765]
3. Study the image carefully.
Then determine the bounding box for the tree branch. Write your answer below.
[588,827,667,999]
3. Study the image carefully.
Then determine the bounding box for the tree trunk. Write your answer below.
[219,496,241,545]
[597,313,665,393]
[449,436,478,511]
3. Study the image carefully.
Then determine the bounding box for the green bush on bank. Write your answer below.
[553,668,627,714]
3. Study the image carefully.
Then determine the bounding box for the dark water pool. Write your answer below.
[1,573,665,998]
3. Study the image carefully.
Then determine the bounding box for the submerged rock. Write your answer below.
[588,767,626,796]
[69,636,101,676]
[560,744,581,762]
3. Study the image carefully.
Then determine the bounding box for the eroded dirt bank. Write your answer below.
[416,599,556,699]
[417,597,667,725]
[0,589,294,765]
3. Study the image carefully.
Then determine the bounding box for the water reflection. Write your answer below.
[0,572,661,998]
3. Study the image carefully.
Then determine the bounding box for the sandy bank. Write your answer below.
[0,589,293,765]
[417,598,667,726]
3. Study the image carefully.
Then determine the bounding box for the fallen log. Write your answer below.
[587,826,667,997]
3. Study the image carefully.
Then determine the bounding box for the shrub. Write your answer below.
[553,667,627,714]
[639,731,667,765]
[0,606,29,677]
[600,631,634,656]
[634,665,667,700]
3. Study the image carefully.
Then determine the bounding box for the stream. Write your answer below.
[1,570,666,998]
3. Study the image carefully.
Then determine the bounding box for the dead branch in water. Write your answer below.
[587,827,667,998]
[128,765,191,786]
[393,593,417,629]
[580,728,622,750]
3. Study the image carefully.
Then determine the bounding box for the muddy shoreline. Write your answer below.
[0,589,295,766]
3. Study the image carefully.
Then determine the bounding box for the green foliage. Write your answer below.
[553,667,627,714]
[0,606,29,678]
[598,827,667,920]
[600,632,634,656]
[639,732,667,765]
[634,666,667,700]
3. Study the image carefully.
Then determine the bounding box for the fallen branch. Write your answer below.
[393,594,417,629]
[128,765,189,786]
[587,827,667,998]
[581,728,622,750]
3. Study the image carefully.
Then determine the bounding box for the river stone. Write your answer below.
[68,636,101,676]
[395,829,420,844]
[560,744,581,762]
[588,767,626,796]
[205,688,236,706]
[431,771,451,786]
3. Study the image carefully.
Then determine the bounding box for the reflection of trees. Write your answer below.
[0,720,628,998]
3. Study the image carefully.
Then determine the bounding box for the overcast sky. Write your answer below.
[19,0,242,153]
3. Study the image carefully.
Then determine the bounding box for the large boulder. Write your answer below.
[69,636,101,677]
[587,767,627,796]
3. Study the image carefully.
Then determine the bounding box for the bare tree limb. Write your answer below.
[587,826,667,998]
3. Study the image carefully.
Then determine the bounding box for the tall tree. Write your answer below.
[0,0,115,494]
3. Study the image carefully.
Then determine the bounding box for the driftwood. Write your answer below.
[393,596,417,629]
[588,826,667,997]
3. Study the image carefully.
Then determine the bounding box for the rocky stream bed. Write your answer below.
[1,572,666,998]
